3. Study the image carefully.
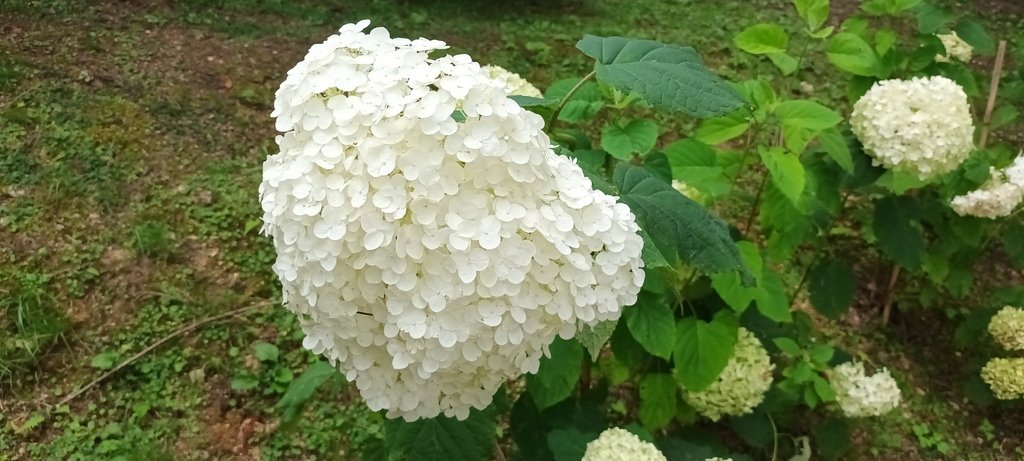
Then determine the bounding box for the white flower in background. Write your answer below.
[981,358,1024,400]
[988,306,1024,351]
[672,179,707,205]
[951,156,1024,218]
[706,458,734,461]
[936,31,973,63]
[829,361,901,417]
[482,64,544,98]
[850,76,975,180]
[582,428,667,461]
[683,328,774,421]
[261,21,644,421]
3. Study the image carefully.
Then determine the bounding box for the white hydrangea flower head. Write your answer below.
[683,328,774,421]
[950,156,1024,218]
[988,306,1024,351]
[706,458,734,461]
[829,361,901,417]
[582,428,668,461]
[482,65,544,98]
[672,179,707,205]
[981,358,1024,400]
[936,31,973,63]
[261,21,645,421]
[850,76,975,180]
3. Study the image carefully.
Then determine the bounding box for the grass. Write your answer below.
[1,0,1022,459]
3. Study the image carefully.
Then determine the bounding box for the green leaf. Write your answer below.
[385,409,496,461]
[528,337,583,410]
[914,2,949,33]
[810,344,835,366]
[547,428,594,461]
[639,228,674,270]
[601,119,659,160]
[230,374,260,391]
[576,35,744,118]
[753,268,793,322]
[545,78,603,123]
[276,361,339,425]
[818,127,854,173]
[734,24,789,54]
[673,313,739,392]
[625,293,677,359]
[815,418,852,461]
[794,0,830,31]
[826,33,883,77]
[773,337,801,356]
[252,342,280,362]
[767,52,799,75]
[873,196,925,269]
[730,412,774,447]
[509,95,557,107]
[711,241,762,313]
[874,29,898,56]
[760,147,806,205]
[774,100,842,130]
[639,374,678,431]
[955,19,995,54]
[90,352,118,370]
[577,320,618,361]
[614,164,748,279]
[990,104,1020,131]
[694,111,751,145]
[808,261,855,319]
[1003,220,1024,268]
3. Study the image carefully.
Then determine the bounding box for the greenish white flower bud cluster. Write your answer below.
[935,32,973,63]
[988,306,1024,351]
[981,358,1024,400]
[683,328,775,421]
[582,428,667,461]
[829,361,901,417]
[482,65,544,98]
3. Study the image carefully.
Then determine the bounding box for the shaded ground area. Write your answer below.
[1,0,1022,459]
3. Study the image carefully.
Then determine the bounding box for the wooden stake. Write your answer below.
[979,40,1008,149]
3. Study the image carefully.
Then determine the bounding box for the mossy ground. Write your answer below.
[1,0,1022,459]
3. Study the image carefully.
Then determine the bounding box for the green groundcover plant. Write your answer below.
[258,0,1024,459]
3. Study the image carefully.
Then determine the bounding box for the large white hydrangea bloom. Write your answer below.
[988,305,1024,351]
[936,31,973,63]
[850,76,975,180]
[829,361,901,417]
[683,328,774,421]
[582,428,667,461]
[482,65,544,98]
[951,156,1024,218]
[981,358,1024,400]
[260,21,644,421]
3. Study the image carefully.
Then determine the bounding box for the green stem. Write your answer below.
[547,70,597,132]
[790,192,852,300]
[769,414,780,461]
[743,171,770,236]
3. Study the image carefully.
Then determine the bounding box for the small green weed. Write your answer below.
[0,271,67,383]
[132,221,175,260]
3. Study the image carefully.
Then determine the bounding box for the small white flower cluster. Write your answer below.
[829,361,901,417]
[988,306,1024,351]
[850,76,975,180]
[951,156,1024,218]
[683,328,774,421]
[482,65,544,98]
[936,31,973,63]
[981,358,1024,400]
[262,21,644,421]
[582,428,667,461]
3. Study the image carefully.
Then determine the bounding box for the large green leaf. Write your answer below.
[639,373,678,431]
[694,111,751,145]
[711,241,762,313]
[808,261,855,319]
[527,337,584,410]
[614,164,748,280]
[818,127,854,174]
[734,24,789,54]
[384,409,496,461]
[914,2,950,34]
[760,147,806,206]
[624,293,676,359]
[872,196,925,269]
[576,35,744,118]
[601,119,659,160]
[826,33,883,77]
[577,320,618,361]
[753,268,793,322]
[545,78,603,123]
[774,100,842,130]
[954,19,995,54]
[547,428,594,461]
[276,361,340,425]
[794,0,830,31]
[673,313,739,392]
